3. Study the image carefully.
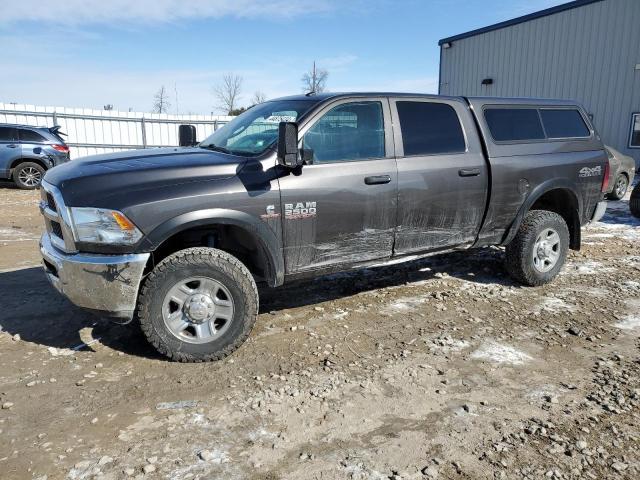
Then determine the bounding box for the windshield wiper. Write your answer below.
[199,144,232,154]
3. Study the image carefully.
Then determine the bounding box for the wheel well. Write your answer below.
[10,158,48,171]
[149,224,270,284]
[530,188,580,250]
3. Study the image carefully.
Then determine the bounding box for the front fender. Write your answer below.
[142,208,284,287]
[502,178,582,247]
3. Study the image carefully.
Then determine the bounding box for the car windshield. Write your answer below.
[199,100,318,156]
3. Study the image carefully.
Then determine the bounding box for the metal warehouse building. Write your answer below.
[438,0,640,165]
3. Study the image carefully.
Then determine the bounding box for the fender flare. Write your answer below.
[502,178,582,248]
[143,208,284,287]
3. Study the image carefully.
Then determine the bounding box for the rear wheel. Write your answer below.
[137,247,258,362]
[505,210,569,286]
[608,173,629,200]
[13,162,45,189]
[630,183,640,219]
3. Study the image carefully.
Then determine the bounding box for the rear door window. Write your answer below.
[18,129,47,143]
[396,101,466,156]
[484,108,545,142]
[0,127,17,142]
[540,109,590,138]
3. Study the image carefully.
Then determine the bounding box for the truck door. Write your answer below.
[278,98,397,273]
[390,97,488,254]
[0,126,20,177]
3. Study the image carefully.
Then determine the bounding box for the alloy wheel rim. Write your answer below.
[18,167,41,187]
[615,177,627,198]
[532,228,561,273]
[162,276,234,344]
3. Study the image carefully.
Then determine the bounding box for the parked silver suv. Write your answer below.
[0,124,70,189]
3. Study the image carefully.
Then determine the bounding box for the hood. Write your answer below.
[44,147,247,207]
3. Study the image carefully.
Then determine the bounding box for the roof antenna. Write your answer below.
[305,61,317,96]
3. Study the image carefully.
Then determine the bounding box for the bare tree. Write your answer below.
[213,73,243,114]
[153,85,171,114]
[251,91,267,105]
[301,61,328,94]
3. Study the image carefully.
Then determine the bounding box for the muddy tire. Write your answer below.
[13,162,45,189]
[505,210,569,286]
[608,173,629,200]
[137,247,258,362]
[631,183,640,219]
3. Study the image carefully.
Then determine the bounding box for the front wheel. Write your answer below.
[608,174,629,200]
[137,247,258,362]
[505,210,569,286]
[13,162,45,189]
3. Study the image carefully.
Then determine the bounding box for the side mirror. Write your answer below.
[277,122,301,168]
[179,124,197,147]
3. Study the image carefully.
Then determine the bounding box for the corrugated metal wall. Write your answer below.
[439,0,640,165]
[0,103,232,159]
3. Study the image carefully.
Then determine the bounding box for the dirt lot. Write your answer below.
[0,185,639,480]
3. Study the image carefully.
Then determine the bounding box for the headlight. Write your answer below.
[69,207,143,245]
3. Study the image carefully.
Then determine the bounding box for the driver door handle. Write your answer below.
[458,168,481,177]
[7,144,18,148]
[364,175,391,185]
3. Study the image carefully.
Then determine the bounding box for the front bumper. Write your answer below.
[591,200,607,223]
[40,233,150,320]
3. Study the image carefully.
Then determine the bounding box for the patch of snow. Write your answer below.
[198,448,229,464]
[564,260,613,276]
[382,296,427,313]
[533,297,577,314]
[471,342,532,365]
[47,346,75,357]
[156,400,198,410]
[614,316,640,331]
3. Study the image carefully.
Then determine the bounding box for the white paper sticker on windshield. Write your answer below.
[264,112,297,123]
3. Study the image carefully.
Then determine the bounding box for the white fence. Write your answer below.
[0,103,233,159]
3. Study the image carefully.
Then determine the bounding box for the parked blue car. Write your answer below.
[0,124,70,189]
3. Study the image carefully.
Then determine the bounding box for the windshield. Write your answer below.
[199,100,318,156]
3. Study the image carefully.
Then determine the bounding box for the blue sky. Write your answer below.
[0,0,565,114]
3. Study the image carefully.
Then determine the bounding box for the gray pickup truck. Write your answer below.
[39,93,608,362]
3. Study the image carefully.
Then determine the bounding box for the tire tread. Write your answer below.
[137,247,258,362]
[505,210,569,287]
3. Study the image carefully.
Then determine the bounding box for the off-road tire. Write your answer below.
[13,162,45,189]
[630,183,640,219]
[137,247,258,362]
[608,173,629,200]
[505,210,569,286]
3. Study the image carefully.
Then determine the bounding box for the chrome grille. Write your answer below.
[50,220,63,239]
[46,192,57,211]
[39,181,77,253]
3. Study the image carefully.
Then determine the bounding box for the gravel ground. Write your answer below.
[0,185,639,480]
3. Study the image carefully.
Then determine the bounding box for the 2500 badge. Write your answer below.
[285,201,317,219]
[260,202,317,221]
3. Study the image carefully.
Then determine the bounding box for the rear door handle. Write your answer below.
[458,168,481,177]
[364,175,391,185]
[7,144,18,149]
